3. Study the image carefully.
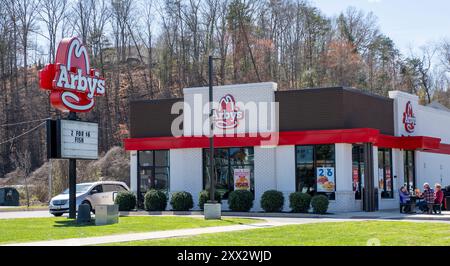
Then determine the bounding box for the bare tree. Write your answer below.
[7,0,41,92]
[10,149,32,207]
[72,0,93,45]
[38,0,67,63]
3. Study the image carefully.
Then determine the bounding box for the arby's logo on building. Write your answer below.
[39,37,105,113]
[213,94,244,129]
[402,101,416,133]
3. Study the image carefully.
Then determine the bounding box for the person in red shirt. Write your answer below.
[434,183,444,213]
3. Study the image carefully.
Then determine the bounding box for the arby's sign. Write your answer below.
[39,37,105,113]
[402,101,416,134]
[213,94,244,129]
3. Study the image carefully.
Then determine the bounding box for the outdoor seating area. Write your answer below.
[399,183,448,215]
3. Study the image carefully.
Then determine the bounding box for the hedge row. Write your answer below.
[129,189,329,214]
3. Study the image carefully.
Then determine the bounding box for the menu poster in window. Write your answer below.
[352,167,359,192]
[234,169,251,191]
[378,168,384,189]
[317,167,335,192]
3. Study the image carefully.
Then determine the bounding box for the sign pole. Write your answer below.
[208,55,216,204]
[68,112,77,219]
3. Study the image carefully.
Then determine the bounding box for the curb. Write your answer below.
[119,210,332,219]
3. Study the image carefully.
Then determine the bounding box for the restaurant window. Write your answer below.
[295,145,335,200]
[352,145,365,200]
[138,150,170,204]
[404,150,416,193]
[378,148,393,198]
[203,147,254,199]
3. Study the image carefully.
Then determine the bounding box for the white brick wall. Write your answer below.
[330,144,362,212]
[129,151,138,194]
[416,151,450,189]
[253,146,276,211]
[183,82,278,136]
[275,145,296,212]
[169,148,203,210]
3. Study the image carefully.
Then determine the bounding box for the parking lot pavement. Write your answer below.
[0,210,57,219]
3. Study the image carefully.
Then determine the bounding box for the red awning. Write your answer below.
[123,128,449,155]
[375,135,441,150]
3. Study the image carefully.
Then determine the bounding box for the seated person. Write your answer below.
[434,183,444,213]
[417,183,435,213]
[399,186,412,213]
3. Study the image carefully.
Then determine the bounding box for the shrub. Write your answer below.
[170,191,194,211]
[289,192,312,213]
[114,191,137,211]
[144,190,167,211]
[311,194,329,214]
[260,190,284,212]
[228,190,254,212]
[198,190,222,210]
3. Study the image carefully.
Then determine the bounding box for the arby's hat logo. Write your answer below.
[213,94,244,129]
[39,37,105,113]
[402,101,416,133]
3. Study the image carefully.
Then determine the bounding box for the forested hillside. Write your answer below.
[1,0,450,178]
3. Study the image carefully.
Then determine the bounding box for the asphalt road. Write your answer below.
[0,210,58,219]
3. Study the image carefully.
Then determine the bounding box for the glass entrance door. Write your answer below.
[404,150,416,193]
[139,168,153,204]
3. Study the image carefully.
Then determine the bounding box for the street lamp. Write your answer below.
[204,55,222,220]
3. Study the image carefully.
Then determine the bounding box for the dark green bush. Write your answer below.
[170,191,194,211]
[114,191,137,211]
[289,192,311,213]
[144,190,167,211]
[198,190,222,210]
[260,190,284,212]
[311,194,329,214]
[228,190,254,212]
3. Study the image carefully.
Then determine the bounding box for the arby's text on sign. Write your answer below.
[402,101,416,134]
[39,37,105,113]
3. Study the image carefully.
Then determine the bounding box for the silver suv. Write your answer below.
[49,181,130,216]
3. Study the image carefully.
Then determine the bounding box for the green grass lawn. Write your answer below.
[0,216,259,245]
[105,221,450,246]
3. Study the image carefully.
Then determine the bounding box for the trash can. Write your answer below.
[0,187,20,206]
[445,196,450,211]
[374,188,379,211]
[77,203,92,224]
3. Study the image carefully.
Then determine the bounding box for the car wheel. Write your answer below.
[81,201,93,214]
[52,213,63,217]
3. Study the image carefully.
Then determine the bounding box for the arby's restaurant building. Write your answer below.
[124,82,450,212]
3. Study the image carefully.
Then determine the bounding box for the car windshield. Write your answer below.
[62,184,92,194]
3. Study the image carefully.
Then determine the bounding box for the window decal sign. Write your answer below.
[233,168,251,191]
[402,101,416,133]
[39,37,105,113]
[213,94,244,129]
[317,167,335,192]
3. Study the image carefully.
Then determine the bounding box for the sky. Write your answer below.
[311,0,450,56]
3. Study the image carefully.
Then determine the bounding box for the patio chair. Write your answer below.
[433,204,442,214]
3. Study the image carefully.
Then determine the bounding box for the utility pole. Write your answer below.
[204,55,222,220]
